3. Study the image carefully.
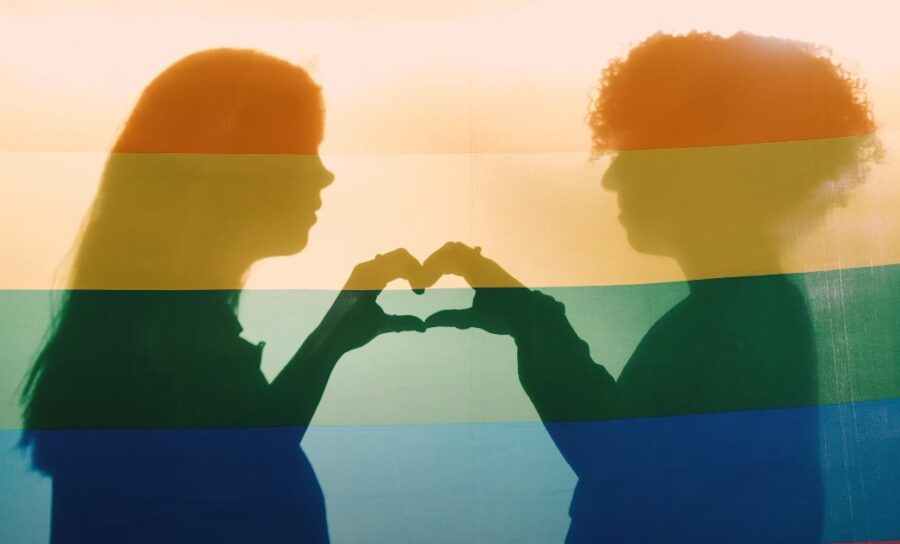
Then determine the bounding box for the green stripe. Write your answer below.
[2,263,899,429]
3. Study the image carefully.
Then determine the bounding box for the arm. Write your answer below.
[509,289,621,423]
[422,243,621,476]
[265,249,427,437]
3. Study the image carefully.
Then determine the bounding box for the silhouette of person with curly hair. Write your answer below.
[424,32,880,542]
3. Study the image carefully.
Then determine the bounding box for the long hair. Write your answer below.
[21,49,323,470]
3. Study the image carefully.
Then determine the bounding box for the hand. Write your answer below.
[312,248,427,358]
[421,242,527,336]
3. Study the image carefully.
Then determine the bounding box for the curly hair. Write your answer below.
[590,32,876,152]
[590,32,883,221]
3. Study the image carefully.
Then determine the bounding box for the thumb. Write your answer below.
[380,314,427,334]
[425,308,479,330]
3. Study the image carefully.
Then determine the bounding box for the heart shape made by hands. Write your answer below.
[376,283,475,321]
[360,242,525,328]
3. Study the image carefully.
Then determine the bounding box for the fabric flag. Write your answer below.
[1,4,899,543]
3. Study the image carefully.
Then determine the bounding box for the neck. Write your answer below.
[167,219,257,290]
[175,245,253,290]
[675,234,783,291]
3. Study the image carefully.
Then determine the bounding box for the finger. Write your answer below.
[420,242,478,287]
[424,308,479,330]
[422,242,524,289]
[379,314,427,334]
[346,248,425,291]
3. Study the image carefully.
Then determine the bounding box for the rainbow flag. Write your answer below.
[1,3,899,543]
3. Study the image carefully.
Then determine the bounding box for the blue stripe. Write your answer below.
[2,399,898,542]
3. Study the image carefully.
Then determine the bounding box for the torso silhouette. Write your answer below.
[508,275,822,542]
[619,275,817,416]
[32,292,328,544]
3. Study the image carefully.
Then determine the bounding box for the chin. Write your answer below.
[625,230,669,257]
[269,233,310,257]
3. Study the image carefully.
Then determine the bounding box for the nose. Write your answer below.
[320,167,335,188]
[312,154,335,189]
[601,155,622,191]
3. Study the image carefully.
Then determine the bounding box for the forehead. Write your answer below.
[229,101,324,154]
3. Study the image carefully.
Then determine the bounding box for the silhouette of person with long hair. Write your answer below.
[20,49,426,543]
[422,33,880,542]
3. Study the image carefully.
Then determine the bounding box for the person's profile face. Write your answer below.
[257,128,334,256]
[223,111,334,259]
[280,148,334,253]
[602,151,682,256]
[603,145,775,260]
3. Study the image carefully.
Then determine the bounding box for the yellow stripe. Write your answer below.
[0,134,897,290]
